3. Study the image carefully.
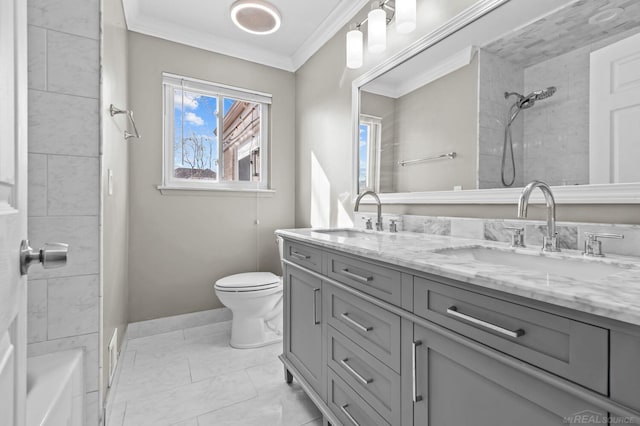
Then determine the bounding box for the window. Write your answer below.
[161,73,271,191]
[359,115,382,192]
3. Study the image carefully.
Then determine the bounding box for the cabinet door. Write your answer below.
[410,323,604,426]
[284,264,325,399]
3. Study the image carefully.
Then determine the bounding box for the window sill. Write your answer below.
[157,185,276,197]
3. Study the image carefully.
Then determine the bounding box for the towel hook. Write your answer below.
[110,104,141,140]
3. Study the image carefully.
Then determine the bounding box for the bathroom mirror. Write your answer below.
[354,0,640,203]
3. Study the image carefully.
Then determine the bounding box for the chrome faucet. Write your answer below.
[354,191,383,231]
[517,181,560,252]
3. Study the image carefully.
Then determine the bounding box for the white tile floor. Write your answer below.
[106,321,322,426]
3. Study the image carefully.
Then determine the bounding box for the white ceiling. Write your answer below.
[122,0,369,72]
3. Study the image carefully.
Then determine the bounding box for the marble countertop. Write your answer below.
[276,228,640,327]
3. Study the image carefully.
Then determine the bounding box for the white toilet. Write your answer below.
[214,238,284,349]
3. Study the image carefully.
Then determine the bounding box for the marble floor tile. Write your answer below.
[124,329,185,353]
[122,370,257,426]
[109,323,315,426]
[114,357,192,404]
[188,341,282,382]
[196,384,321,426]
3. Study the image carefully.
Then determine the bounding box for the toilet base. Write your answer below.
[230,316,283,349]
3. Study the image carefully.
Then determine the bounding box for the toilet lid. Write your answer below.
[215,272,281,291]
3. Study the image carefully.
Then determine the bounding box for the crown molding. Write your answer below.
[291,0,371,70]
[123,0,368,72]
[126,16,296,71]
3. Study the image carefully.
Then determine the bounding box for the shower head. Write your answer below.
[518,86,557,109]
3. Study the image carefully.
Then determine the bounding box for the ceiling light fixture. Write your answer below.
[588,7,624,25]
[230,0,281,35]
[346,0,417,70]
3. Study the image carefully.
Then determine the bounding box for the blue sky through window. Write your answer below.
[174,90,219,172]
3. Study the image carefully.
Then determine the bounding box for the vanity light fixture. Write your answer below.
[395,0,416,34]
[347,0,416,69]
[346,24,364,69]
[230,0,281,35]
[368,3,388,53]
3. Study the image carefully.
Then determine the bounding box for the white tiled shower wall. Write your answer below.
[26,0,101,424]
[477,28,640,189]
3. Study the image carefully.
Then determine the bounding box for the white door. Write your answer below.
[590,31,640,184]
[0,0,28,425]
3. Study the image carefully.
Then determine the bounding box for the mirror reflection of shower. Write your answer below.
[501,86,557,186]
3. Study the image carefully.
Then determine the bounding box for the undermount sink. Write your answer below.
[313,229,371,238]
[436,246,630,281]
[312,228,408,241]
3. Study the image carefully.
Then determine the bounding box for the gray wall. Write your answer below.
[295,0,640,227]
[101,0,129,401]
[394,58,478,192]
[26,0,101,423]
[127,33,296,322]
[294,0,480,228]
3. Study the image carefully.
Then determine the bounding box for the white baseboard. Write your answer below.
[126,308,232,340]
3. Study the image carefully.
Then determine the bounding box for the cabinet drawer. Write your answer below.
[328,327,400,425]
[328,369,390,426]
[325,285,400,372]
[327,252,401,305]
[413,276,608,393]
[284,240,323,273]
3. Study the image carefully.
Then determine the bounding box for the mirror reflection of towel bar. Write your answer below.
[109,104,141,140]
[399,152,456,166]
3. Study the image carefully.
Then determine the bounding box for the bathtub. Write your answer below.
[27,350,84,426]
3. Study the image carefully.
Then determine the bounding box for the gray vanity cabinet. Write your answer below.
[279,236,640,426]
[283,263,325,400]
[409,323,603,426]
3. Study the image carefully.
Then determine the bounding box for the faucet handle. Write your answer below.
[363,217,373,230]
[389,219,398,233]
[583,232,624,257]
[505,227,525,248]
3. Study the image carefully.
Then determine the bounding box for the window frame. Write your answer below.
[160,73,272,192]
[359,114,382,193]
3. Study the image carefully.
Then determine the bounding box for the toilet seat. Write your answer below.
[214,272,281,293]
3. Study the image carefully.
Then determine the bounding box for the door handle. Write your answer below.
[20,240,68,275]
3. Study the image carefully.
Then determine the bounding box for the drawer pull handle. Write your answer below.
[291,251,311,260]
[313,288,321,325]
[446,306,525,338]
[339,268,373,283]
[341,313,373,333]
[412,340,423,403]
[341,358,373,385]
[340,404,361,426]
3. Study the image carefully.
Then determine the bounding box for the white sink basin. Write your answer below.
[313,229,373,238]
[311,229,410,241]
[436,246,629,281]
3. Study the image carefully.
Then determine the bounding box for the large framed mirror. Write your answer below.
[352,0,640,204]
